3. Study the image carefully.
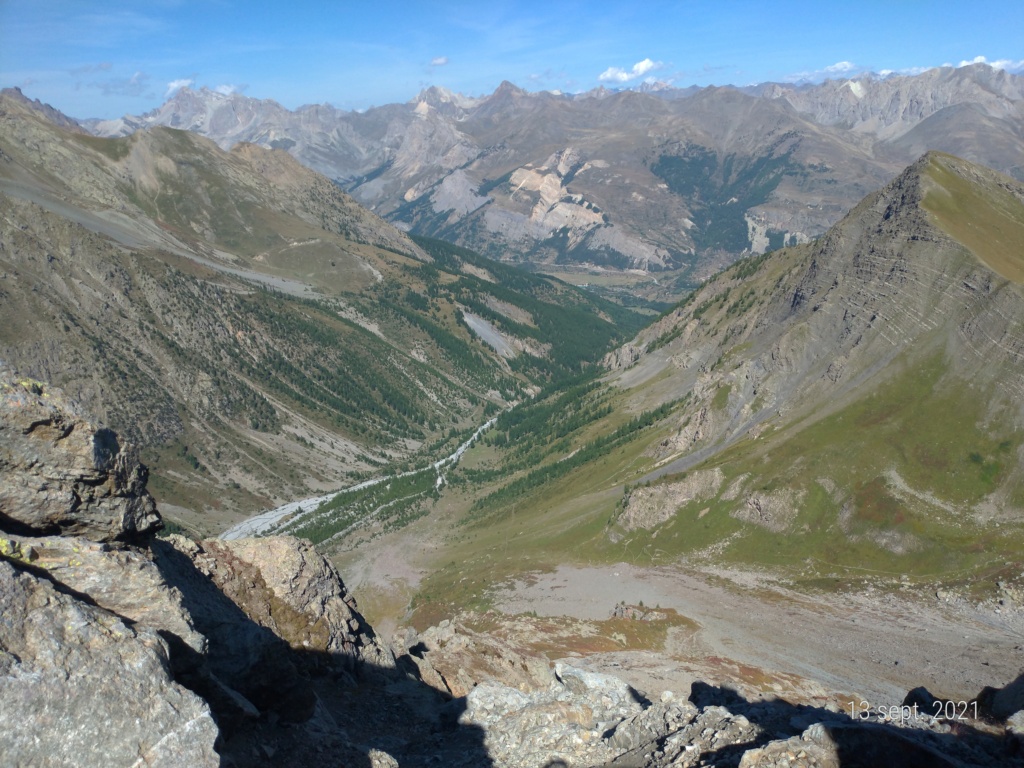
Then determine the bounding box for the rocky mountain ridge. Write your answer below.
[76,65,1024,285]
[4,372,1024,767]
[591,150,1024,575]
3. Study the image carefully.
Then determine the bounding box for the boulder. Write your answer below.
[0,533,205,667]
[206,536,396,670]
[166,535,395,673]
[0,373,160,541]
[739,721,962,768]
[151,535,318,722]
[397,617,553,697]
[459,662,648,767]
[0,559,219,767]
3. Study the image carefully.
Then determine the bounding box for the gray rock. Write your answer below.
[398,617,553,697]
[0,374,160,541]
[0,559,219,767]
[0,533,205,665]
[205,536,395,671]
[606,700,699,752]
[458,663,650,767]
[151,535,318,722]
[164,535,395,673]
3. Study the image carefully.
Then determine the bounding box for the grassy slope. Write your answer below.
[401,154,1024,622]
[922,152,1024,283]
[622,350,1023,579]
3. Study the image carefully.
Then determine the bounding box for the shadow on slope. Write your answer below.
[151,539,492,768]
[669,681,1021,768]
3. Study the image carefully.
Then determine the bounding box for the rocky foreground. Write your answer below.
[2,371,1023,767]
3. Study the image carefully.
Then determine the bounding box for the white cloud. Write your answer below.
[992,58,1024,72]
[787,54,1024,86]
[165,78,193,97]
[786,60,864,82]
[876,66,933,79]
[214,84,240,95]
[598,58,662,83]
[878,66,931,79]
[957,55,1024,72]
[824,61,856,74]
[431,56,449,66]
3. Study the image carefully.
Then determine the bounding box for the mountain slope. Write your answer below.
[595,152,1024,573]
[392,152,1024,620]
[82,65,1024,290]
[0,93,637,531]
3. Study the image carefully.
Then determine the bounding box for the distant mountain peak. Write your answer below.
[634,80,675,93]
[0,86,84,132]
[75,66,1024,277]
[489,80,527,99]
[411,85,480,113]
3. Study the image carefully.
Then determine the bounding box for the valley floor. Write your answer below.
[490,563,1024,710]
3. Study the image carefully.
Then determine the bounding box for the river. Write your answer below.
[220,414,500,540]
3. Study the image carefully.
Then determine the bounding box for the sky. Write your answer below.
[1,0,1022,120]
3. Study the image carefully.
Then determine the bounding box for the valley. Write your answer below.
[321,149,1024,755]
[4,71,1024,766]
[221,412,500,541]
[0,89,644,533]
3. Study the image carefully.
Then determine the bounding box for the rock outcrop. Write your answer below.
[0,371,407,766]
[455,669,1020,768]
[0,375,161,541]
[0,532,206,662]
[394,618,553,698]
[188,535,395,671]
[0,559,220,767]
[3,371,1022,767]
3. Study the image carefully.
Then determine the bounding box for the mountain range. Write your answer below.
[80,64,1024,293]
[4,78,1023,606]
[4,61,1024,767]
[0,90,640,531]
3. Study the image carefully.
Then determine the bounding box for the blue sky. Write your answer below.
[2,1,1022,119]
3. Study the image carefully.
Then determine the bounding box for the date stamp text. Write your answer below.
[847,700,978,724]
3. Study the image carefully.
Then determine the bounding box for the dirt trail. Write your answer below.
[493,563,1024,707]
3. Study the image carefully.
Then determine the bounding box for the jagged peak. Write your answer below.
[0,86,85,131]
[413,84,455,103]
[154,85,287,115]
[489,80,528,100]
[573,85,615,100]
[634,80,675,93]
[410,85,480,115]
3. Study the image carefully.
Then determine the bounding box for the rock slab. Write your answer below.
[0,560,219,767]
